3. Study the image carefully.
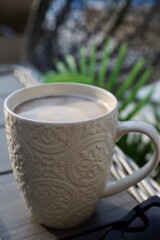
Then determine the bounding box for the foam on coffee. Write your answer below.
[14,95,109,123]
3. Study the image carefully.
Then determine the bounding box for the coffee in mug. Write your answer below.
[14,95,109,122]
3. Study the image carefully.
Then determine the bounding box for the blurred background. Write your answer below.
[0,0,33,63]
[0,0,160,80]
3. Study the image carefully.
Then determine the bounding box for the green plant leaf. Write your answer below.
[97,38,111,87]
[121,88,154,121]
[88,43,97,81]
[41,72,92,84]
[107,43,127,91]
[55,61,68,73]
[152,104,160,133]
[79,47,87,75]
[116,58,145,99]
[65,54,78,73]
[40,71,56,83]
[119,68,152,112]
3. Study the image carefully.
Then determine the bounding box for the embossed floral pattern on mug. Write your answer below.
[4,110,115,228]
[19,122,81,153]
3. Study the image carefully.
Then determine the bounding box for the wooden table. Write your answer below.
[0,71,138,240]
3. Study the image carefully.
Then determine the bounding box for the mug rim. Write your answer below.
[4,82,118,125]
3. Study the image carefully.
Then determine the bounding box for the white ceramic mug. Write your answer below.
[4,83,160,229]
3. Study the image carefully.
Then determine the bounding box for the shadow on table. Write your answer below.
[0,218,12,240]
[46,200,130,240]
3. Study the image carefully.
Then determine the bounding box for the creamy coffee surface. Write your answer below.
[14,95,108,123]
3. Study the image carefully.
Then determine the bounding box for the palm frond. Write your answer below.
[88,43,97,81]
[42,72,92,84]
[64,54,78,73]
[122,88,154,121]
[79,46,87,75]
[106,43,127,91]
[55,61,68,73]
[116,58,145,99]
[119,68,152,112]
[97,38,111,87]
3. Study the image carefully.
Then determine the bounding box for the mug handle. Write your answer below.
[101,121,160,197]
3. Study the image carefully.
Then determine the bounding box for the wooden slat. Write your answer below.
[0,72,22,127]
[0,97,5,126]
[0,129,12,173]
[70,228,108,240]
[0,72,22,173]
[0,173,137,240]
[0,73,22,96]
